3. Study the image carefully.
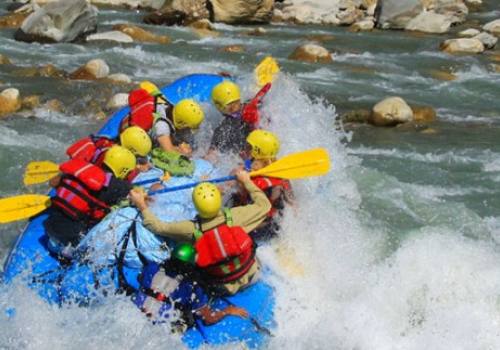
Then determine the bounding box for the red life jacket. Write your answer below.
[241,83,271,127]
[194,209,256,283]
[66,136,115,166]
[52,159,111,223]
[120,88,157,132]
[252,176,291,218]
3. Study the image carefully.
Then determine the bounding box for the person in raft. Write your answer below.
[134,243,248,332]
[122,81,205,177]
[44,146,136,259]
[129,170,271,295]
[209,80,271,156]
[232,129,294,241]
[65,126,153,182]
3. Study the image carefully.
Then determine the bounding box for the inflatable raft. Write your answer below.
[3,74,275,349]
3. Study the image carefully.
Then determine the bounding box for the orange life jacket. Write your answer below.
[66,136,115,166]
[194,209,255,283]
[52,159,111,223]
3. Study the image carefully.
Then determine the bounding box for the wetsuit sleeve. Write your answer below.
[97,178,133,205]
[230,179,272,233]
[141,208,196,243]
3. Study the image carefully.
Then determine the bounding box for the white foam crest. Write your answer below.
[0,124,65,150]
[438,109,498,124]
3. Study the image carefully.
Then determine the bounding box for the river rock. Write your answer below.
[44,99,64,113]
[0,54,11,65]
[106,93,129,110]
[440,38,485,54]
[458,28,480,37]
[289,43,333,63]
[405,11,453,33]
[15,0,97,43]
[219,44,245,53]
[411,105,436,123]
[371,97,414,126]
[143,0,209,25]
[69,59,110,80]
[188,19,219,37]
[210,0,274,24]
[473,32,497,49]
[0,88,22,117]
[86,31,134,43]
[0,12,30,29]
[483,19,500,37]
[378,0,468,30]
[27,0,165,9]
[350,18,375,31]
[21,95,41,110]
[112,23,170,43]
[341,109,372,124]
[428,69,457,81]
[106,73,132,84]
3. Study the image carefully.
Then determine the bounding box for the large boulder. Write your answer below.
[289,43,333,63]
[371,97,414,126]
[405,11,452,33]
[144,0,209,25]
[274,0,364,25]
[440,38,485,54]
[473,32,497,49]
[112,23,171,43]
[22,0,165,9]
[483,19,500,37]
[69,59,110,80]
[209,0,274,24]
[0,88,22,118]
[377,0,468,30]
[15,0,98,43]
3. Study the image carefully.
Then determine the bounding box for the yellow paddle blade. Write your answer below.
[255,56,280,87]
[0,194,51,224]
[24,161,60,186]
[250,148,330,180]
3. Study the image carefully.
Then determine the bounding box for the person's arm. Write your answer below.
[196,305,248,325]
[129,188,196,242]
[157,135,192,157]
[229,170,272,233]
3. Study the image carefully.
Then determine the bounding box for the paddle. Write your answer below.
[3,148,329,224]
[23,160,165,187]
[148,148,330,196]
[0,195,52,224]
[255,56,280,87]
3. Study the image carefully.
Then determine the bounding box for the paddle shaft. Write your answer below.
[147,175,236,196]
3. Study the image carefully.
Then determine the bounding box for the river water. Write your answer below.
[0,2,500,349]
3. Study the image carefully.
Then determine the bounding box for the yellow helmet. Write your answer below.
[139,81,161,96]
[119,126,152,157]
[211,80,241,111]
[173,99,205,129]
[103,145,136,180]
[192,182,222,219]
[246,129,280,160]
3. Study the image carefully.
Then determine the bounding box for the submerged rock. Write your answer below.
[188,19,219,37]
[350,18,375,32]
[341,109,372,124]
[0,12,30,29]
[0,88,22,118]
[245,27,268,36]
[106,93,129,110]
[86,31,134,43]
[440,38,485,54]
[219,45,245,53]
[0,54,12,65]
[21,95,41,110]
[112,23,171,43]
[473,32,497,49]
[289,43,333,63]
[371,96,414,126]
[411,105,437,123]
[70,59,110,80]
[428,69,457,81]
[44,99,64,113]
[210,0,274,24]
[14,64,67,79]
[15,0,98,43]
[483,19,500,37]
[378,0,468,31]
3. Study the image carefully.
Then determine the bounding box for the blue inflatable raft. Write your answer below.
[2,74,275,349]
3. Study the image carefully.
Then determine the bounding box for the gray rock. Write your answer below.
[86,31,134,43]
[15,0,97,43]
[483,19,500,37]
[378,0,467,29]
[473,32,497,49]
[458,28,480,37]
[405,11,452,33]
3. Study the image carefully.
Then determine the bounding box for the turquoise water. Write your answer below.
[0,2,500,349]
